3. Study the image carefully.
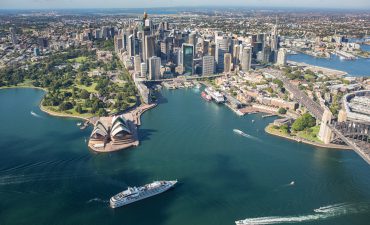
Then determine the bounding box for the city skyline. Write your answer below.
[1,0,370,10]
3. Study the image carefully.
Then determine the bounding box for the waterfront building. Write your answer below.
[224,53,232,73]
[241,47,252,72]
[149,56,161,80]
[215,36,230,72]
[202,56,215,76]
[182,43,194,75]
[276,48,287,66]
[90,115,133,145]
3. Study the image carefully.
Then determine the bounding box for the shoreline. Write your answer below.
[265,124,351,150]
[0,85,47,91]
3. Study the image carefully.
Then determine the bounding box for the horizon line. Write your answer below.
[1,5,370,11]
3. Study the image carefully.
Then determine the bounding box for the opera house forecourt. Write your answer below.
[88,115,139,152]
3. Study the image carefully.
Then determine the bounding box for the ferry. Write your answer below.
[201,91,212,101]
[110,180,177,208]
[205,87,225,103]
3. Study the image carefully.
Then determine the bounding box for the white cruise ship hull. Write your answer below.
[110,180,177,208]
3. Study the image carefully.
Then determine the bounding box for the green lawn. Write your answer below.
[296,125,322,143]
[67,56,88,63]
[74,82,98,93]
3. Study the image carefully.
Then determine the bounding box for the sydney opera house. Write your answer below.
[89,115,138,152]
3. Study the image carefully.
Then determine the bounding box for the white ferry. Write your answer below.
[205,87,225,103]
[110,180,177,208]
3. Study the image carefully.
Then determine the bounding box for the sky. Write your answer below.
[1,0,370,10]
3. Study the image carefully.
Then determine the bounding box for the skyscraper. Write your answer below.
[182,43,194,75]
[276,48,287,66]
[128,34,135,56]
[149,56,161,80]
[144,35,155,63]
[134,55,142,73]
[9,27,17,45]
[140,62,147,78]
[224,53,232,73]
[233,44,240,68]
[114,36,123,52]
[202,56,215,76]
[215,36,230,72]
[241,47,252,72]
[189,32,197,47]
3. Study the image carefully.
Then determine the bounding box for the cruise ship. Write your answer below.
[110,180,177,208]
[205,87,225,103]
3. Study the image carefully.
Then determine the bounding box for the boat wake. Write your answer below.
[87,198,109,204]
[233,129,261,142]
[236,202,370,225]
[30,111,42,118]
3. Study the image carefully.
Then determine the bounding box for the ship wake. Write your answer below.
[30,111,42,118]
[87,198,109,204]
[236,203,370,224]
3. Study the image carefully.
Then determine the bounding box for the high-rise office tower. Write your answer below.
[203,40,209,56]
[241,47,252,72]
[160,41,168,61]
[149,56,161,80]
[122,32,128,50]
[202,56,215,76]
[271,19,278,51]
[128,34,135,56]
[9,27,17,45]
[189,32,197,47]
[140,62,147,78]
[134,55,142,73]
[224,53,232,73]
[144,35,155,63]
[263,46,272,63]
[215,36,230,72]
[209,42,216,57]
[182,43,194,75]
[233,44,240,68]
[276,48,287,66]
[114,36,123,52]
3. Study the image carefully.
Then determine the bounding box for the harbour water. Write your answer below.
[1,88,370,225]
[288,51,370,77]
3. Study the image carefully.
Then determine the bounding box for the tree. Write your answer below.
[291,113,316,132]
[97,108,107,117]
[59,101,73,111]
[80,89,90,99]
[278,108,287,114]
[76,104,84,114]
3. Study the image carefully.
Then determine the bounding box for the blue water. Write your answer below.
[288,51,370,77]
[0,88,370,225]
